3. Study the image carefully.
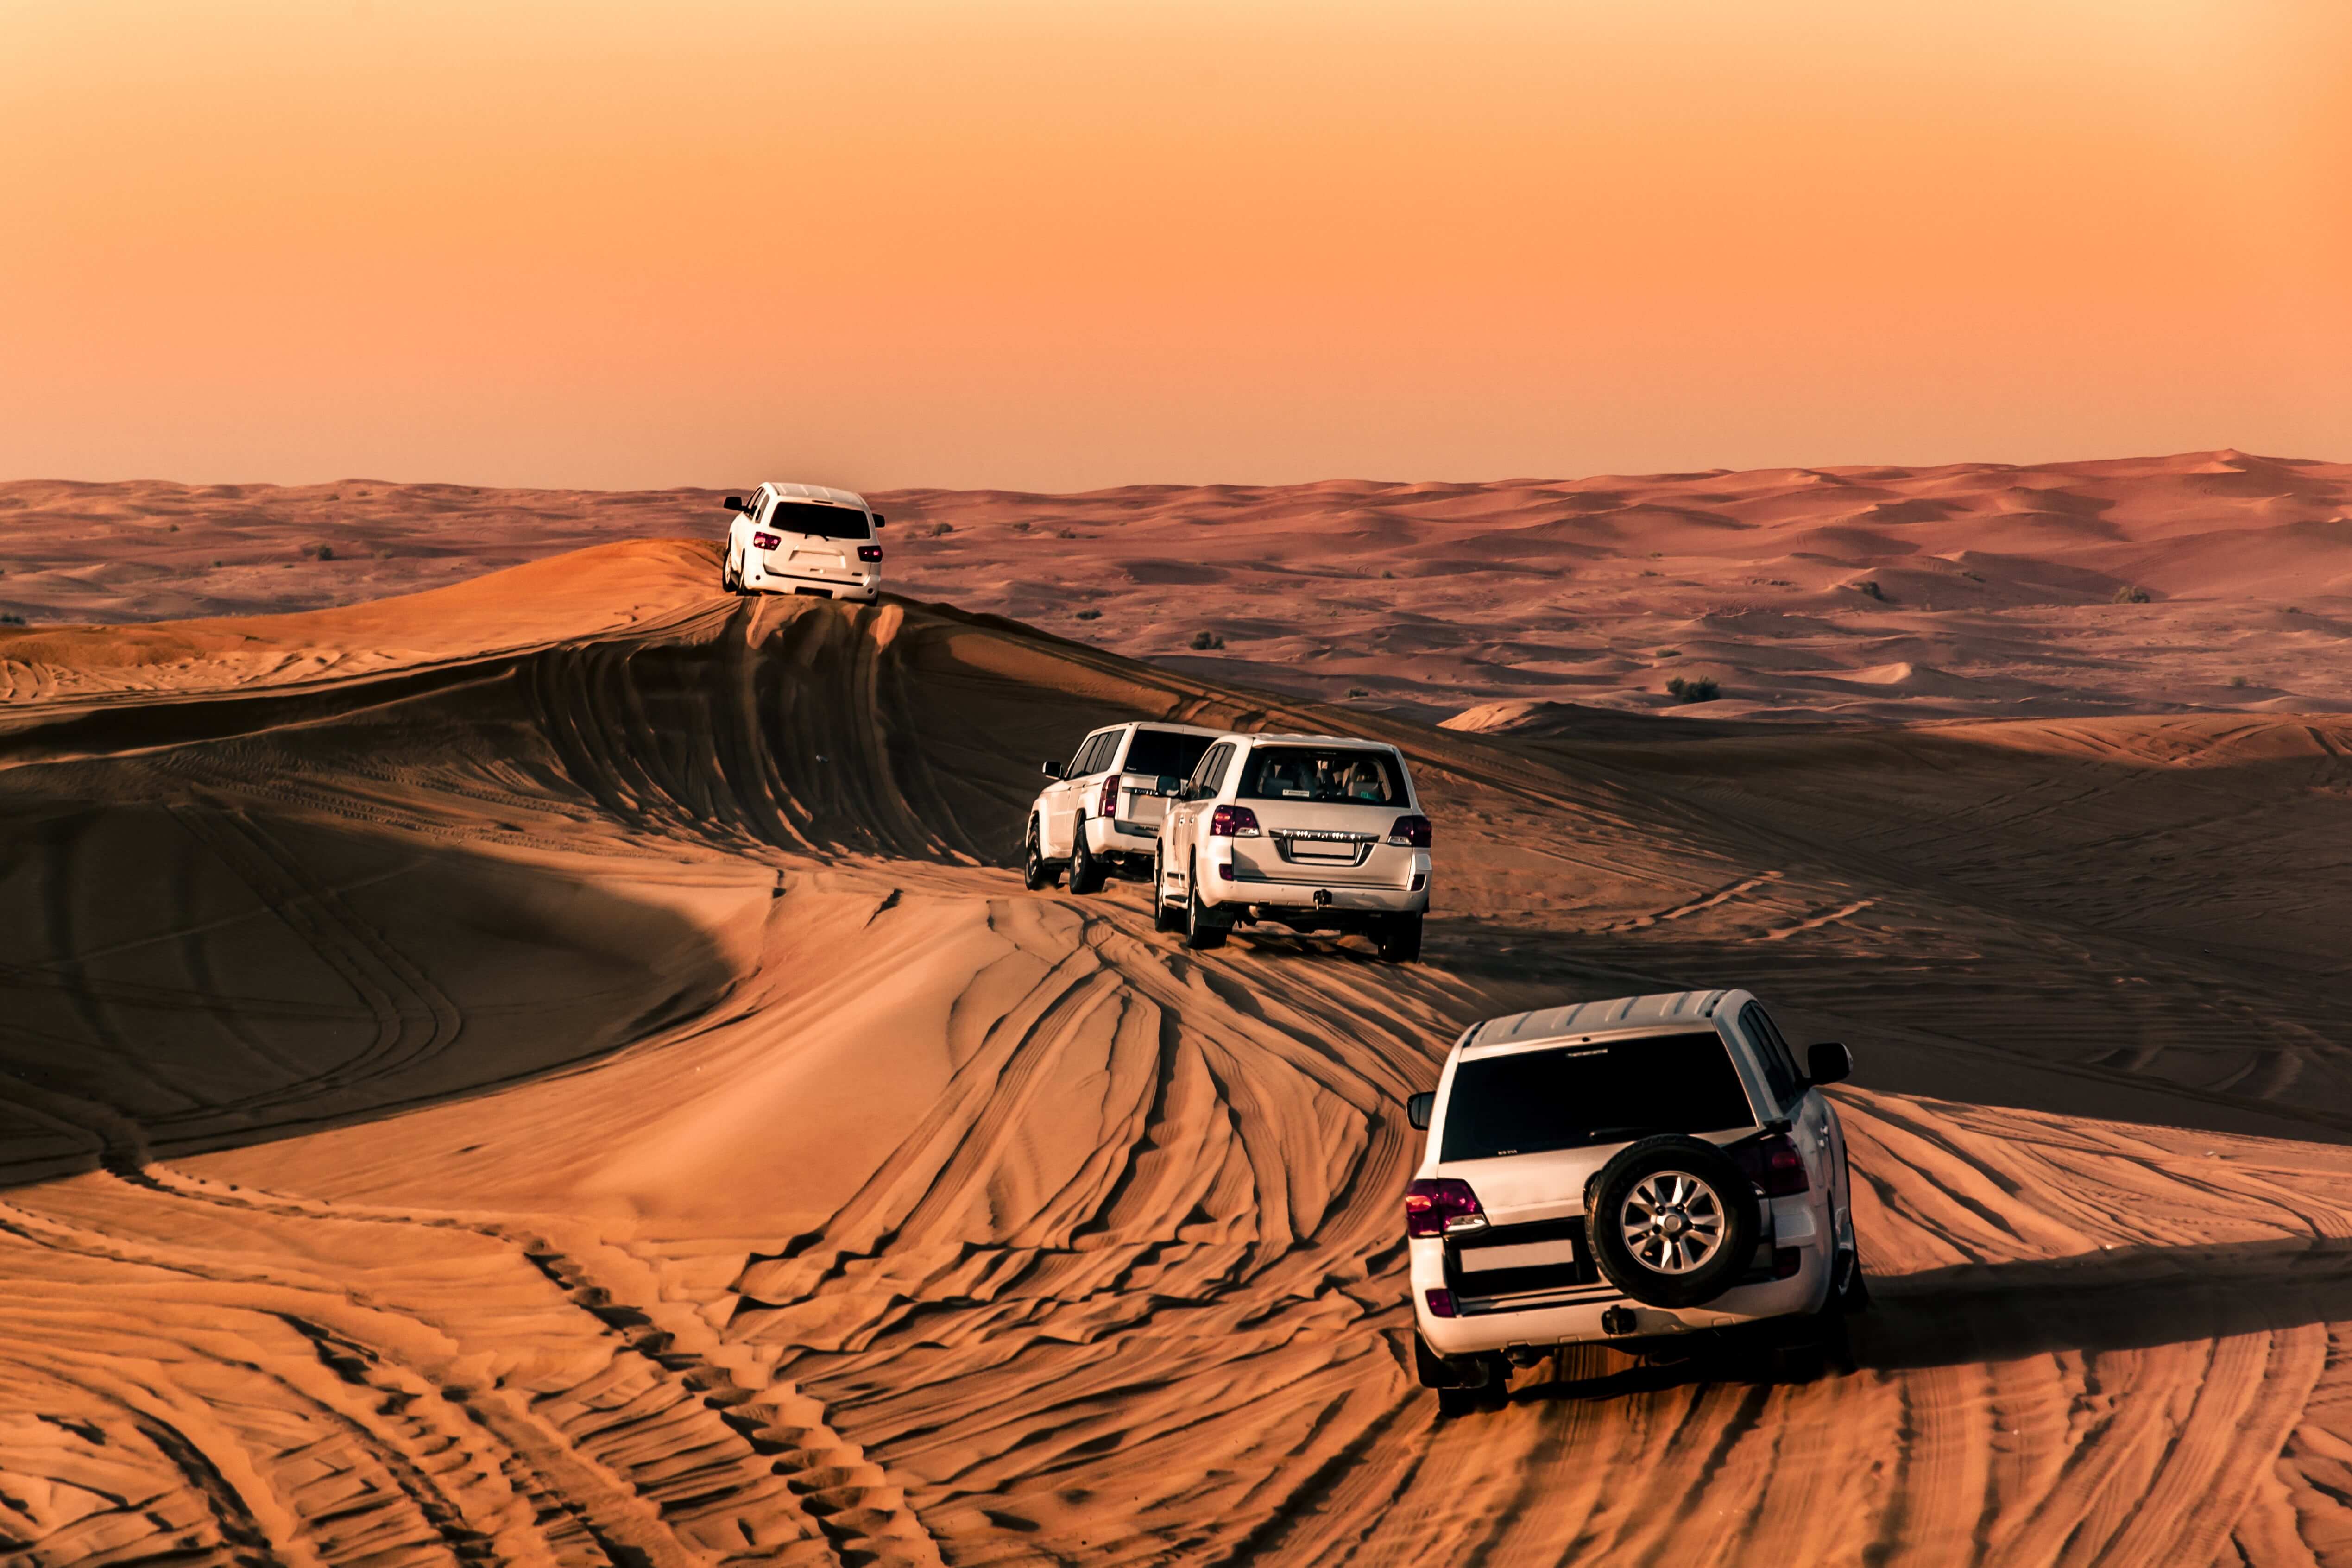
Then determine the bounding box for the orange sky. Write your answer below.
[4,1,2347,491]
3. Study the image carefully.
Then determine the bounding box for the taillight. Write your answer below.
[751,531,781,550]
[1099,774,1121,816]
[1387,814,1432,848]
[1422,1288,1457,1318]
[1208,805,1261,838]
[858,545,883,562]
[1405,1178,1488,1238]
[1737,1131,1810,1196]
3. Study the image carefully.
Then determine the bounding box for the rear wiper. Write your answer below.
[1581,1124,1670,1143]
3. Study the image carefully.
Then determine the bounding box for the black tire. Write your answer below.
[1068,821,1104,895]
[1183,857,1228,951]
[1153,850,1181,932]
[1834,1247,1870,1314]
[1022,819,1055,892]
[1585,1135,1760,1309]
[1435,1385,1485,1418]
[722,554,740,593]
[1376,912,1424,963]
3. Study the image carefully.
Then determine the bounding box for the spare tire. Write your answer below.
[1585,1135,1760,1309]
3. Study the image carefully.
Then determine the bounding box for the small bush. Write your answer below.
[1380,569,1395,579]
[2228,674,2249,689]
[929,522,953,537]
[1855,579,1885,601]
[1656,647,1680,656]
[1057,528,1079,539]
[1345,686,1369,698]
[211,559,224,568]
[312,542,335,561]
[1073,607,1102,621]
[167,522,179,532]
[1666,674,1721,703]
[1189,630,1225,650]
[1010,521,1031,533]
[0,612,24,626]
[2112,584,2150,604]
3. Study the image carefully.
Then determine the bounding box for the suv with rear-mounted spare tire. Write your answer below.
[1403,989,1865,1414]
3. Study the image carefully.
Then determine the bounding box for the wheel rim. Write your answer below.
[1619,1170,1726,1274]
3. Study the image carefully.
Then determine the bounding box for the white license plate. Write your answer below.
[1458,1238,1580,1272]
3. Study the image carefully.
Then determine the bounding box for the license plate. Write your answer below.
[1457,1238,1581,1272]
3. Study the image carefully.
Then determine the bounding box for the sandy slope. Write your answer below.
[5,449,2350,725]
[5,539,2352,1564]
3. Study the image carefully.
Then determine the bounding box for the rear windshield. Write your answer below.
[1439,1032,1756,1162]
[1236,746,1406,806]
[1122,728,1216,780]
[768,502,871,540]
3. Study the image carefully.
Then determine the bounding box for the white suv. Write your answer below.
[721,482,885,603]
[1153,732,1432,962]
[1405,989,1864,1414]
[1023,722,1224,894]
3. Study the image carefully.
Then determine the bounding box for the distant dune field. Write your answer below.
[4,471,2352,1563]
[4,448,2348,729]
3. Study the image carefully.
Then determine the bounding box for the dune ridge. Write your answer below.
[4,539,2352,1562]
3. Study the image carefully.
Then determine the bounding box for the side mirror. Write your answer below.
[1406,1092,1434,1131]
[1157,775,1182,797]
[871,512,886,528]
[1806,1042,1852,1088]
[723,495,745,512]
[1040,760,1063,780]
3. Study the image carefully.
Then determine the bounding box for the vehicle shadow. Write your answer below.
[1488,1236,2352,1409]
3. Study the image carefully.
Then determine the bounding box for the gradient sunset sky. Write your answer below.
[6,1,2347,491]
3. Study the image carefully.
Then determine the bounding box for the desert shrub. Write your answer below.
[1345,686,1369,698]
[929,522,953,537]
[1656,647,1680,656]
[2112,584,2151,604]
[1666,675,1721,703]
[0,612,24,626]
[2228,674,2249,688]
[1010,520,1031,533]
[1380,569,1395,579]
[312,542,335,561]
[1190,630,1225,650]
[1855,579,1885,601]
[1073,607,1102,621]
[1058,529,1079,539]
[168,522,179,532]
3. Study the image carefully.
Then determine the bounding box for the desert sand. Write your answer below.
[4,457,2352,1565]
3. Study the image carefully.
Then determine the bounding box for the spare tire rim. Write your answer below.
[1620,1171,1726,1274]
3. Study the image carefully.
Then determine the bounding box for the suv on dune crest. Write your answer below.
[1154,731,1431,962]
[1024,722,1225,894]
[721,482,886,603]
[1405,989,1865,1415]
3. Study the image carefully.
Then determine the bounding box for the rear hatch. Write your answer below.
[1111,728,1217,833]
[1432,1029,1764,1310]
[1226,744,1415,885]
[759,500,871,581]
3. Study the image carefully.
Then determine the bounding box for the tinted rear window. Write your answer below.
[1122,728,1216,779]
[1236,746,1406,805]
[1439,1032,1756,1162]
[769,502,870,540]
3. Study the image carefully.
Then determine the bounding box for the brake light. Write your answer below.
[1099,774,1121,816]
[1387,814,1432,848]
[1208,805,1261,838]
[1404,1178,1488,1238]
[1738,1131,1810,1196]
[858,545,883,562]
[751,531,780,550]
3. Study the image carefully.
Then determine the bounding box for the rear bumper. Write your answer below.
[1087,818,1164,858]
[745,556,878,601]
[1194,847,1431,915]
[1409,1232,1834,1357]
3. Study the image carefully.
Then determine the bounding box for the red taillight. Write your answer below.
[1387,814,1432,848]
[1208,805,1261,838]
[1423,1288,1457,1319]
[752,531,781,550]
[1099,774,1121,816]
[1405,1178,1488,1238]
[1737,1131,1810,1196]
[858,545,883,562]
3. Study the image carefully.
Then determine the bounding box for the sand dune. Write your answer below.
[6,529,2352,1564]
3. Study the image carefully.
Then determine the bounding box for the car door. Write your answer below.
[1742,1002,1843,1224]
[1049,732,1109,856]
